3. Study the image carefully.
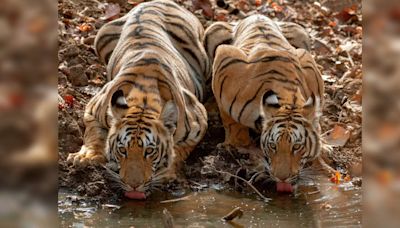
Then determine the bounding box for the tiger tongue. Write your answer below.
[276,182,293,193]
[124,191,146,200]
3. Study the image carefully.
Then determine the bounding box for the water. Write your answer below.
[58,175,361,227]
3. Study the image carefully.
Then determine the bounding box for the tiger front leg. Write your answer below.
[219,109,253,148]
[67,111,108,167]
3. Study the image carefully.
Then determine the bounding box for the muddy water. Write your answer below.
[59,174,361,227]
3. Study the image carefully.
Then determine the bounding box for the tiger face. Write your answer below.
[260,90,321,191]
[105,90,178,198]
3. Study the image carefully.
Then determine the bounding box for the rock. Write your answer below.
[68,56,85,67]
[106,0,125,6]
[63,45,80,58]
[83,36,95,45]
[67,64,88,86]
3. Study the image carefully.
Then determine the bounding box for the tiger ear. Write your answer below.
[110,89,129,119]
[160,100,178,135]
[302,93,318,120]
[260,90,280,120]
[262,90,281,108]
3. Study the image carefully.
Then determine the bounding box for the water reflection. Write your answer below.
[59,174,361,227]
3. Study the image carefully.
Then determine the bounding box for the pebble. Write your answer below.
[63,46,80,58]
[83,36,96,45]
[67,64,88,86]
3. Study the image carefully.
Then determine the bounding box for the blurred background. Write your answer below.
[363,0,400,227]
[0,0,399,226]
[0,0,57,227]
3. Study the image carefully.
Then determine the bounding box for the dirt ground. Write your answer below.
[58,0,362,201]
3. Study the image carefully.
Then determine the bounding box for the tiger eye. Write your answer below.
[292,144,301,151]
[119,147,127,156]
[268,142,276,150]
[145,147,154,154]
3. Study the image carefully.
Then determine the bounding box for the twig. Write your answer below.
[162,208,175,228]
[222,207,243,221]
[212,168,271,202]
[346,50,355,67]
[160,195,191,204]
[317,156,336,175]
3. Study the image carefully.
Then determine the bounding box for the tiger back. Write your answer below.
[205,15,324,190]
[67,0,210,199]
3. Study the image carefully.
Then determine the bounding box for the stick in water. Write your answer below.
[222,207,244,221]
[213,168,271,202]
[162,208,175,228]
[160,195,191,204]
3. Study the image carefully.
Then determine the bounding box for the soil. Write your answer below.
[58,0,362,202]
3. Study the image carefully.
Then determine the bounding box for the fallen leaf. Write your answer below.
[192,0,214,18]
[313,39,332,55]
[325,125,350,147]
[271,2,283,13]
[77,23,93,32]
[335,5,358,23]
[215,11,227,21]
[127,0,145,6]
[351,88,362,104]
[63,95,74,107]
[321,202,332,210]
[328,21,337,27]
[330,171,341,184]
[101,3,121,21]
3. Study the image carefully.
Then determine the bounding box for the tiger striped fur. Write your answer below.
[67,0,211,197]
[205,15,324,186]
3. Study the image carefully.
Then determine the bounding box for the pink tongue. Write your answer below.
[276,182,293,193]
[124,191,146,200]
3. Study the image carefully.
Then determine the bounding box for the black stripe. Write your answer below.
[97,33,121,54]
[237,83,266,122]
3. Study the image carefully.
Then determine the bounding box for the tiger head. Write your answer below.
[105,89,178,199]
[259,89,321,191]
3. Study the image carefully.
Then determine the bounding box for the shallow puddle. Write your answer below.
[59,174,361,227]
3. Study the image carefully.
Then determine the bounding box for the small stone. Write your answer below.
[83,36,95,45]
[321,203,332,210]
[68,56,85,67]
[63,46,80,58]
[321,6,331,15]
[67,64,88,86]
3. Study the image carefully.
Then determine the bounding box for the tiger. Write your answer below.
[67,0,211,199]
[204,15,324,193]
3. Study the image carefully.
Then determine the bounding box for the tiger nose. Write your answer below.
[273,170,291,182]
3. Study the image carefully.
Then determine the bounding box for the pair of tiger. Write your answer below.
[67,0,325,199]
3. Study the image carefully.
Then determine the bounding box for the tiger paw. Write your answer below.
[67,146,106,167]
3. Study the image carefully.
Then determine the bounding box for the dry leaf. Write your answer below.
[321,202,332,210]
[271,2,283,13]
[215,11,227,21]
[192,0,214,18]
[328,21,337,27]
[330,171,341,184]
[101,3,121,21]
[325,125,350,147]
[127,0,145,6]
[77,23,93,32]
